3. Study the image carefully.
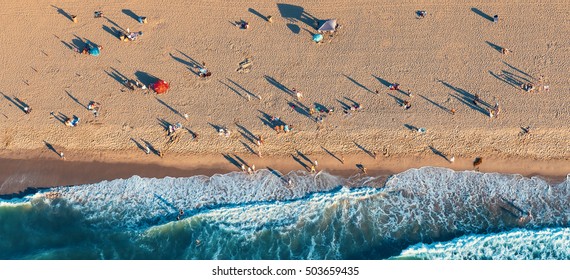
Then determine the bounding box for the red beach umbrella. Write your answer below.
[152,79,170,94]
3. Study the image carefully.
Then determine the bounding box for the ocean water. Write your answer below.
[0,167,568,260]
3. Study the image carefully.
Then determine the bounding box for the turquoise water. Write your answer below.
[0,167,568,259]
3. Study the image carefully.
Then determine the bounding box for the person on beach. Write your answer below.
[257,149,262,158]
[449,156,455,163]
[88,101,101,117]
[258,135,264,146]
[473,94,480,106]
[494,102,501,118]
[523,82,535,92]
[389,83,399,90]
[450,108,456,115]
[251,164,256,173]
[522,126,531,135]
[24,106,32,114]
[247,167,253,174]
[310,165,316,174]
[145,146,150,154]
[314,159,318,167]
[493,15,499,23]
[60,152,65,160]
[403,100,412,110]
[240,21,250,29]
[473,157,483,170]
[241,164,246,173]
[292,88,303,100]
[417,10,427,19]
[373,151,378,159]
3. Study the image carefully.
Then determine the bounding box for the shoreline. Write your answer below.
[1,149,568,196]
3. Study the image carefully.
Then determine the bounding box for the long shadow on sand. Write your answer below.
[264,75,293,96]
[418,94,451,114]
[277,3,319,30]
[471,7,494,22]
[248,8,267,21]
[344,74,375,94]
[51,5,73,22]
[122,9,139,22]
[135,71,158,86]
[65,90,88,110]
[440,81,489,116]
[485,41,504,53]
[155,97,184,119]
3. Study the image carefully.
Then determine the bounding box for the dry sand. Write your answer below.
[0,0,569,194]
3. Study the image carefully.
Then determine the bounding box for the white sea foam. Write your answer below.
[395,227,570,260]
[2,167,569,235]
[1,167,568,259]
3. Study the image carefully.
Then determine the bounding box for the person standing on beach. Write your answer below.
[494,102,501,118]
[292,88,303,100]
[314,159,318,167]
[241,164,247,173]
[60,152,65,160]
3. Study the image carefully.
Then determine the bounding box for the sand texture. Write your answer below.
[0,0,569,193]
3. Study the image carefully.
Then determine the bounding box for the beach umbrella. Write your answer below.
[152,79,170,94]
[313,33,323,43]
[317,19,337,32]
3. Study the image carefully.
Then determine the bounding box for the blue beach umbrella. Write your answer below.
[313,33,323,43]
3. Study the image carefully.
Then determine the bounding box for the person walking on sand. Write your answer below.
[494,102,501,118]
[60,152,65,160]
[292,88,303,100]
[247,167,253,175]
[310,164,316,174]
[24,106,32,114]
[241,164,247,173]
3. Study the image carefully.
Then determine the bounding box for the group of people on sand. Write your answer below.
[241,163,256,174]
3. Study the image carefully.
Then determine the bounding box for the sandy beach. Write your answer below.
[1,0,569,194]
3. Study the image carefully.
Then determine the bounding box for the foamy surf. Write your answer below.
[0,167,568,259]
[393,228,570,260]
